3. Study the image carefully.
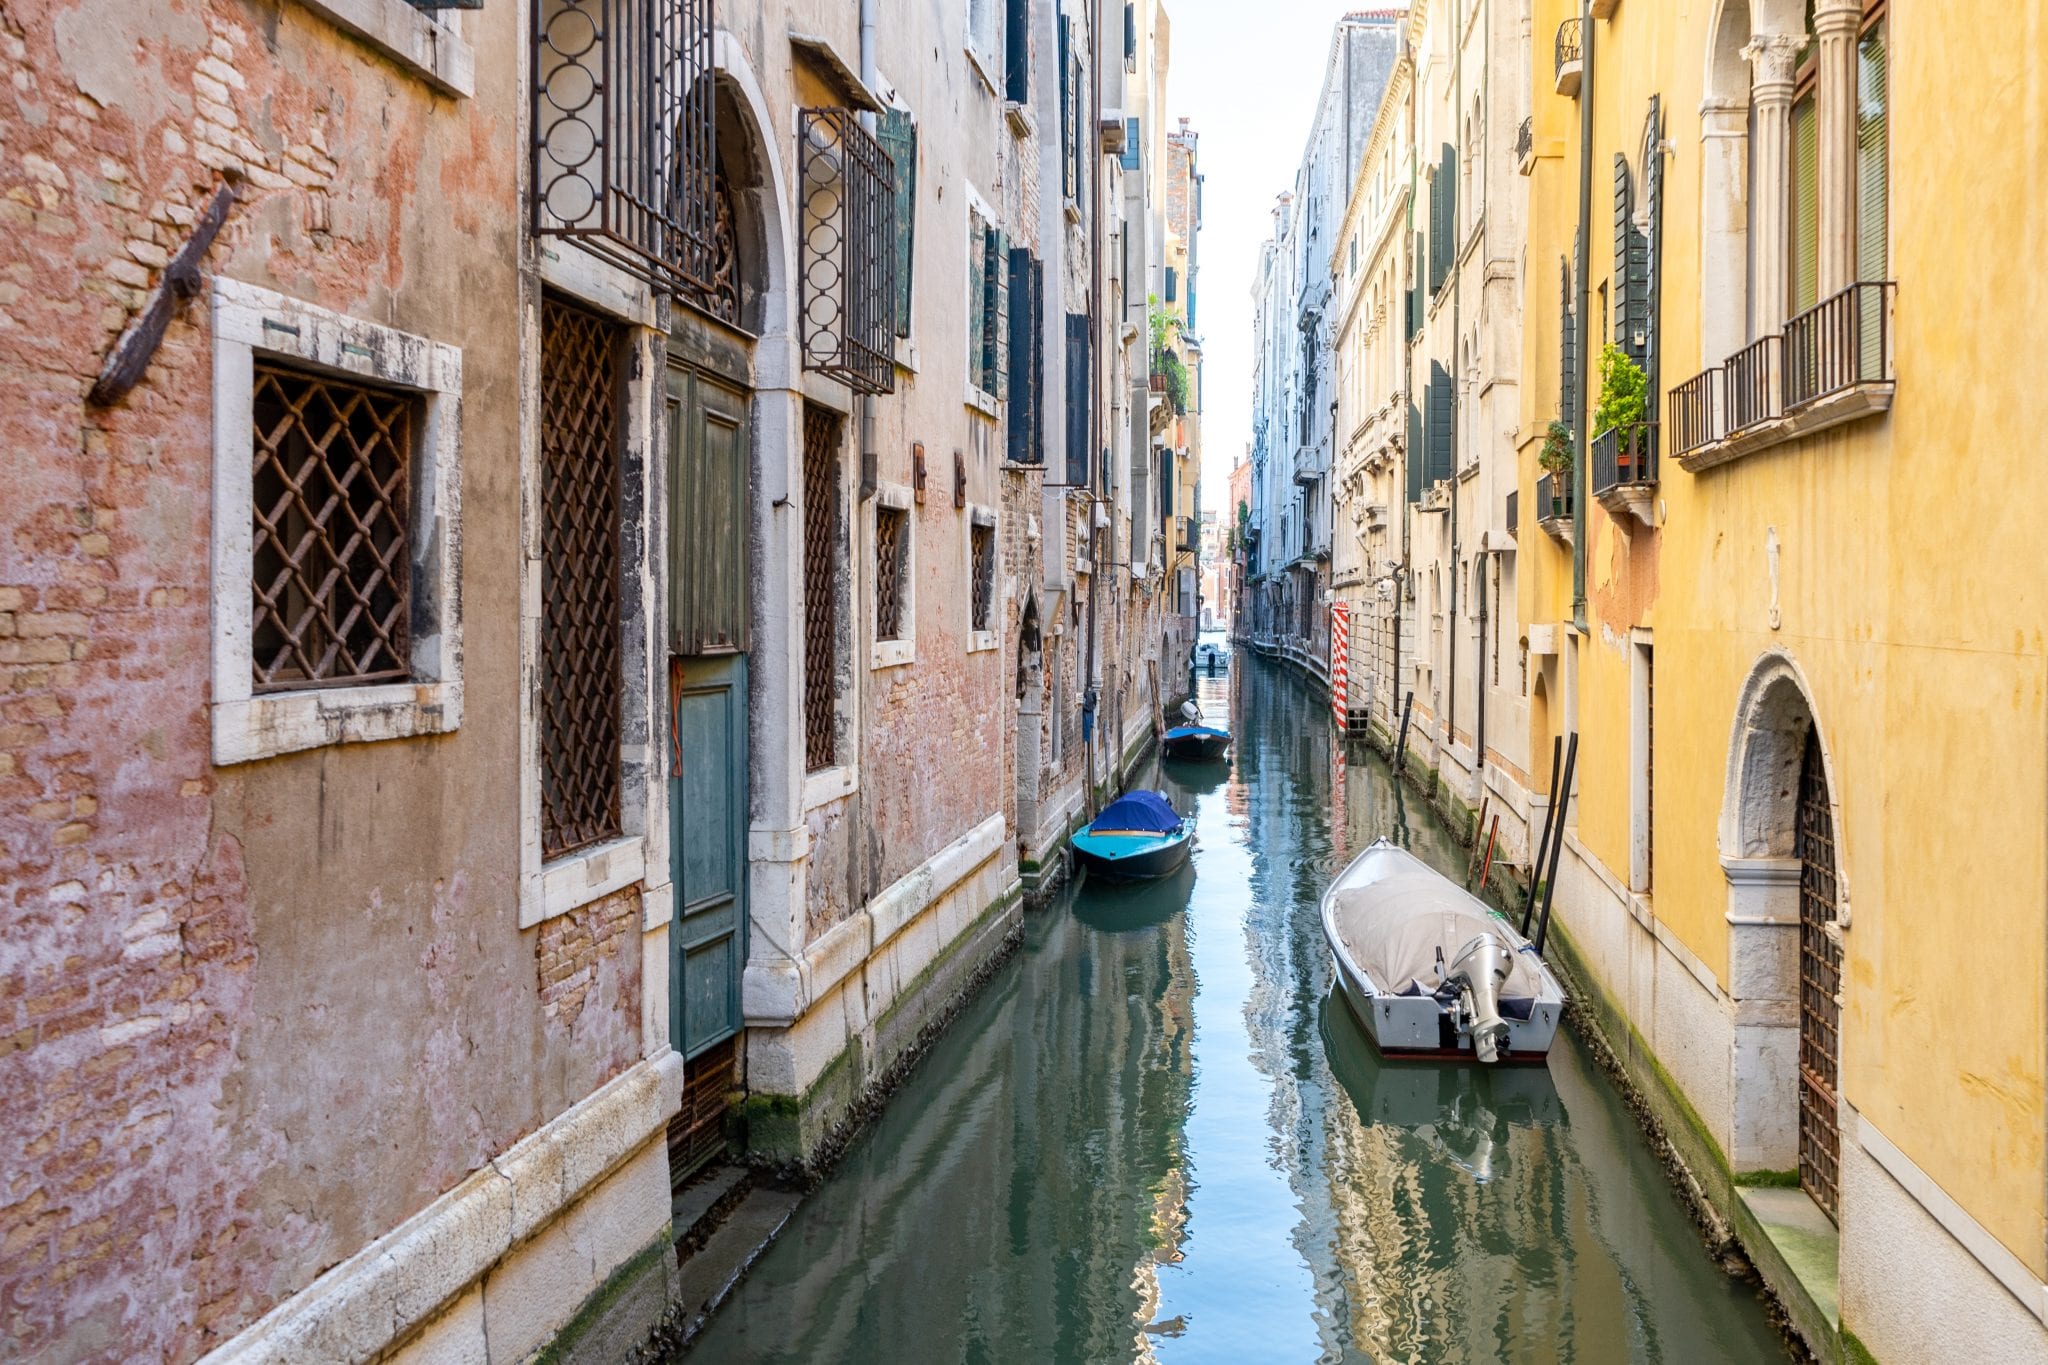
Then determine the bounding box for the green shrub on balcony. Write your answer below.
[1592,343,1648,437]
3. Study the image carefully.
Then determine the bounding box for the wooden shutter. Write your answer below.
[1065,312,1091,486]
[1427,361,1453,483]
[1643,98,1664,400]
[1559,255,1577,431]
[878,110,917,339]
[1406,401,1424,502]
[1007,249,1040,463]
[1058,17,1074,199]
[1789,91,1821,316]
[1005,0,1030,103]
[984,226,1009,399]
[1165,266,1177,302]
[1613,152,1651,367]
[1855,22,1887,283]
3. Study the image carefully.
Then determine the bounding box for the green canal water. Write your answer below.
[687,656,1787,1363]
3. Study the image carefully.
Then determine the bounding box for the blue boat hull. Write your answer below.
[1071,825,1193,881]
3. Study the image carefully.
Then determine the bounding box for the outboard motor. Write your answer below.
[1446,932,1513,1063]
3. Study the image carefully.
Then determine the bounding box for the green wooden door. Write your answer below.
[667,355,750,1059]
[670,654,745,1058]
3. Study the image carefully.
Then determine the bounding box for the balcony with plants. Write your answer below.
[1589,344,1658,527]
[1535,418,1575,547]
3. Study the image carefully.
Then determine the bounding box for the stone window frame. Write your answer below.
[293,0,475,98]
[518,247,666,930]
[209,277,463,767]
[964,503,999,653]
[871,480,916,670]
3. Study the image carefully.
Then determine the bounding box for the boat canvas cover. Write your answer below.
[1164,726,1227,739]
[1329,878,1544,999]
[1092,791,1182,834]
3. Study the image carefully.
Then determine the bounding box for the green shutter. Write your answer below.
[985,226,1009,399]
[1856,21,1888,283]
[878,110,918,339]
[1559,255,1577,432]
[1643,98,1664,402]
[1789,91,1821,316]
[1428,361,1453,483]
[968,219,987,389]
[1058,17,1074,200]
[1406,401,1424,502]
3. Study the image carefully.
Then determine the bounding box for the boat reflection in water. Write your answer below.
[1319,987,1562,1185]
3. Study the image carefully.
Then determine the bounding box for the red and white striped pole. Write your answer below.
[1329,602,1350,733]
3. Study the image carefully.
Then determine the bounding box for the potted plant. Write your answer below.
[1592,344,1649,478]
[1538,419,1573,516]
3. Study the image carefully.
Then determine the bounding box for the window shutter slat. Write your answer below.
[878,110,918,339]
[1407,401,1424,503]
[1005,0,1030,102]
[1856,21,1887,283]
[1066,312,1091,486]
[987,226,1009,400]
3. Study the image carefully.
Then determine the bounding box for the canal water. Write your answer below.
[688,655,1787,1363]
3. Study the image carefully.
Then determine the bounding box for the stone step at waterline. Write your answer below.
[671,1185,804,1348]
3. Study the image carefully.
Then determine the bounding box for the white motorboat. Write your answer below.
[1321,838,1566,1064]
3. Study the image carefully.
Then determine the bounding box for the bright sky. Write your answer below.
[1167,1,1394,514]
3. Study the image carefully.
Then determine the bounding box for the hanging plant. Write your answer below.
[1539,419,1574,475]
[1591,343,1649,436]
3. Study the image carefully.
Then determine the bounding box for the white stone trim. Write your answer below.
[209,279,464,767]
[1851,1105,2048,1325]
[743,812,1006,1026]
[803,764,856,811]
[198,1051,684,1365]
[292,0,473,98]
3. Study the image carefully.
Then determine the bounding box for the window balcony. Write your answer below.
[1554,19,1582,97]
[1515,116,1535,175]
[1672,281,1895,474]
[1591,421,1658,527]
[1535,471,1573,547]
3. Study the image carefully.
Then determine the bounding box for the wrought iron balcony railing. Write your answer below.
[1723,332,1783,434]
[1505,487,1519,539]
[532,0,717,296]
[1554,19,1583,96]
[798,108,899,395]
[1669,367,1721,455]
[1536,471,1573,522]
[1784,281,1894,409]
[1591,422,1658,499]
[1515,116,1533,170]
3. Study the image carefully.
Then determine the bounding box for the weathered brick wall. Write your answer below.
[536,886,642,1056]
[0,2,570,1360]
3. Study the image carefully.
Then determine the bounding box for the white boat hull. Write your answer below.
[1321,840,1566,1064]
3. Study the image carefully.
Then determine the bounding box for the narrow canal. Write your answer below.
[688,655,1788,1362]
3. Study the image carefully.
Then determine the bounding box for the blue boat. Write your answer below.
[1161,724,1231,762]
[1071,791,1193,882]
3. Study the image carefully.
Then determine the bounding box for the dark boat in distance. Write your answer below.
[1162,724,1231,761]
[1070,791,1193,882]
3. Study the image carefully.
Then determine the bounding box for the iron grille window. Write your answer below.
[801,405,841,772]
[539,297,625,859]
[799,108,898,396]
[250,364,414,691]
[531,0,717,295]
[875,506,908,640]
[1797,727,1843,1222]
[970,522,995,632]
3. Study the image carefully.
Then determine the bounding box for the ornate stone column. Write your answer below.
[1814,0,1863,294]
[1743,33,1804,337]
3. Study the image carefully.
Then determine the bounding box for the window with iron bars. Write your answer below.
[538,297,625,860]
[970,521,995,633]
[531,0,718,297]
[875,506,909,640]
[801,405,842,772]
[799,108,899,396]
[250,364,416,691]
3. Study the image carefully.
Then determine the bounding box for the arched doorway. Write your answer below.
[1795,726,1843,1220]
[666,77,776,1178]
[1721,653,1845,1217]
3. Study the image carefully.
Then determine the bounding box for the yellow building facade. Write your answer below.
[1513,1,2048,1358]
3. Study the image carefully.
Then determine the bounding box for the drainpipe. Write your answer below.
[1082,0,1104,815]
[1572,0,1592,630]
[1395,30,1415,745]
[1472,0,1490,789]
[849,0,879,907]
[1447,0,1463,774]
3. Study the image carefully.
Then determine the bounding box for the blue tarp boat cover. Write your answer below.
[1164,725,1229,740]
[1091,790,1182,834]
